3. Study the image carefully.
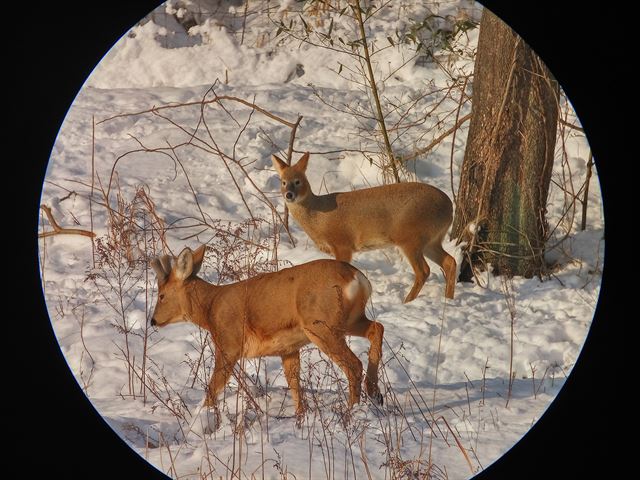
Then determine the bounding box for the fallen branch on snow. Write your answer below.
[39,204,95,239]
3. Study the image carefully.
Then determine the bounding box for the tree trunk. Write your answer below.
[452,9,559,280]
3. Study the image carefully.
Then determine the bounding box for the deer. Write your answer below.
[150,244,384,428]
[271,152,457,303]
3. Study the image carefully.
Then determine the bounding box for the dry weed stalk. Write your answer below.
[87,179,167,398]
[500,276,517,408]
[75,303,96,393]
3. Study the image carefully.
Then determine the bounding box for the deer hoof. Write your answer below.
[192,406,221,436]
[369,390,383,406]
[403,292,417,303]
[365,380,383,406]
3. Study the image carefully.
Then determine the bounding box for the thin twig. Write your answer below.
[90,115,96,266]
[449,77,469,203]
[399,113,471,164]
[559,118,584,132]
[580,151,593,231]
[97,95,299,128]
[282,115,303,246]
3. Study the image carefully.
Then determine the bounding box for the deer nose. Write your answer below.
[285,191,295,201]
[150,317,157,326]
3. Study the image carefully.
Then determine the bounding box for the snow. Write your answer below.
[39,1,603,479]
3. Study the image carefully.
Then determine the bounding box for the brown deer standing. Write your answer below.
[150,245,384,427]
[272,152,457,303]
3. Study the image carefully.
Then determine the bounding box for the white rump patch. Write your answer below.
[343,270,371,302]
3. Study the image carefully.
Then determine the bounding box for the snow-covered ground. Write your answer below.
[39,2,603,479]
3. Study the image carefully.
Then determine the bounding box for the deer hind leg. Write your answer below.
[424,242,457,299]
[331,245,353,263]
[347,316,384,405]
[401,244,430,303]
[281,351,306,421]
[304,324,363,408]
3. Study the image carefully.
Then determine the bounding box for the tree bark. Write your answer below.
[452,9,559,280]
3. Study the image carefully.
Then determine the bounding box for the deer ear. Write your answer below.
[151,257,169,283]
[174,247,194,281]
[271,154,288,175]
[159,255,172,276]
[295,152,309,172]
[191,244,206,276]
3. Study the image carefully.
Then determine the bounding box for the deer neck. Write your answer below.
[291,190,337,217]
[185,278,220,330]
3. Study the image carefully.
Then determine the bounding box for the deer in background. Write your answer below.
[272,152,457,303]
[150,245,384,427]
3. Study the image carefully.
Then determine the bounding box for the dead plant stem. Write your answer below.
[580,151,593,231]
[351,0,400,183]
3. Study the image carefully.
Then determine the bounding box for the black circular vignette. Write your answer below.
[475,2,621,479]
[18,1,622,479]
[20,2,168,478]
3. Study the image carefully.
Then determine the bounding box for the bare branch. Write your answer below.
[39,204,95,239]
[97,94,299,129]
[559,118,584,133]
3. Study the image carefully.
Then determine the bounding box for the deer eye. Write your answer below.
[294,179,301,186]
[159,294,165,301]
[282,180,286,186]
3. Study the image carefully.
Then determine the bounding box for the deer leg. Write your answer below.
[425,243,457,299]
[401,245,430,303]
[331,246,353,263]
[281,351,306,422]
[205,366,230,407]
[205,350,237,419]
[304,325,363,408]
[347,316,384,405]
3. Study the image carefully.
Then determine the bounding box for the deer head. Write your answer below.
[150,245,206,327]
[271,152,312,204]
